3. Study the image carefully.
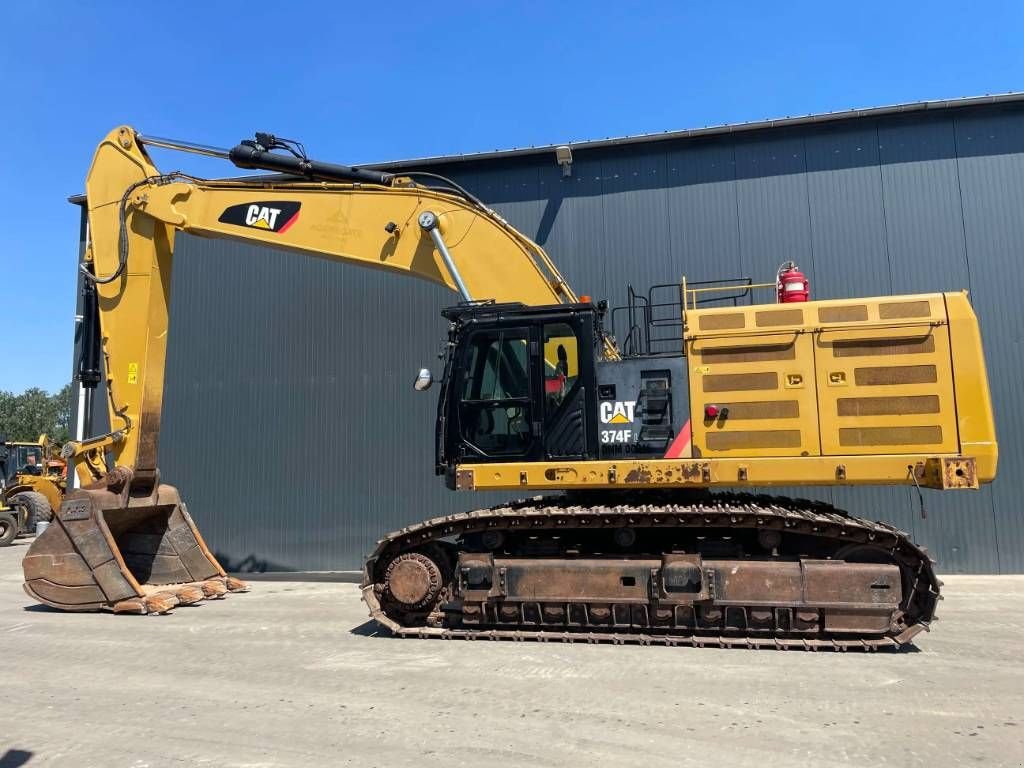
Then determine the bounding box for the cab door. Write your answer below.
[539,315,596,459]
[455,325,538,461]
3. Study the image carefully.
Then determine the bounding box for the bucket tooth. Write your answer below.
[112,598,148,615]
[174,585,206,605]
[201,579,228,598]
[225,576,249,592]
[144,593,179,614]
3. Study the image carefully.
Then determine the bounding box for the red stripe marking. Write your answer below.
[663,419,692,459]
[277,211,300,233]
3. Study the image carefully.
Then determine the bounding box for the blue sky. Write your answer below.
[2,0,1022,393]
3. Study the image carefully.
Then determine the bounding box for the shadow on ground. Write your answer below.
[0,749,33,768]
[22,604,63,613]
[345,618,924,651]
[349,620,388,637]
[213,551,295,573]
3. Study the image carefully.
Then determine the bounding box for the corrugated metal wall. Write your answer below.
[154,102,1023,573]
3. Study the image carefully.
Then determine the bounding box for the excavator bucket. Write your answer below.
[23,479,246,614]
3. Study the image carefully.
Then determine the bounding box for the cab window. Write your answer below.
[543,322,579,418]
[460,329,532,456]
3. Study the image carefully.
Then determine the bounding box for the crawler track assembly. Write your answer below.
[361,493,940,651]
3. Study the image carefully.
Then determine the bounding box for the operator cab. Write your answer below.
[434,301,690,487]
[0,440,44,483]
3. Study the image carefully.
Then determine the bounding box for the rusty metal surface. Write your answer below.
[361,493,939,651]
[384,551,443,609]
[22,481,248,614]
[925,456,978,489]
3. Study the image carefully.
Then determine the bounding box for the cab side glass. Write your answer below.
[459,329,532,456]
[543,322,579,418]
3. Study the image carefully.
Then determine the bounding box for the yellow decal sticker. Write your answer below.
[694,365,711,375]
[127,362,139,384]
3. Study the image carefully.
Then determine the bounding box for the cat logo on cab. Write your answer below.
[600,400,636,444]
[600,400,636,424]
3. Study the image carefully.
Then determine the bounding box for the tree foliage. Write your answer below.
[0,384,73,443]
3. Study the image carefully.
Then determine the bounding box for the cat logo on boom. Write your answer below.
[217,201,301,233]
[246,205,281,229]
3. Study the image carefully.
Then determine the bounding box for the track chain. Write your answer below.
[361,493,940,651]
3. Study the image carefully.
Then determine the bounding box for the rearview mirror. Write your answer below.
[413,368,433,391]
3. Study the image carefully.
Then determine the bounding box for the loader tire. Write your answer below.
[9,491,51,530]
[0,512,17,546]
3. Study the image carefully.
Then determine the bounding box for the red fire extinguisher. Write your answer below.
[776,261,809,303]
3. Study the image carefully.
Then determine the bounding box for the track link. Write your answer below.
[361,493,940,651]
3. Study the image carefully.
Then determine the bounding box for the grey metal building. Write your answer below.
[73,94,1024,573]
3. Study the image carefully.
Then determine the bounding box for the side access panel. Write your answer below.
[687,304,820,458]
[813,294,958,455]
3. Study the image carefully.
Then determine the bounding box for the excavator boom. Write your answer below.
[24,126,579,613]
[78,127,577,478]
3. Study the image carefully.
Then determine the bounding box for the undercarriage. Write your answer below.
[362,492,939,651]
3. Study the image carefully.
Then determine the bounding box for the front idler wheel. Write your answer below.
[383,551,444,611]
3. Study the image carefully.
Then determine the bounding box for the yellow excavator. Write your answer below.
[24,127,997,648]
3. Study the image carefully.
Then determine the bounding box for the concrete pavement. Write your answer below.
[2,539,1022,767]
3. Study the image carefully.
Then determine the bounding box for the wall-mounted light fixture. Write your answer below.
[555,145,573,177]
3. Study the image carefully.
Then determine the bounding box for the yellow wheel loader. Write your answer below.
[24,127,997,648]
[2,436,65,518]
[0,435,65,544]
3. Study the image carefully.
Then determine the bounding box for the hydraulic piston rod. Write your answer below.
[418,211,472,302]
[136,134,232,160]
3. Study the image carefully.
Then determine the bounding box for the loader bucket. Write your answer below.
[23,482,246,614]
